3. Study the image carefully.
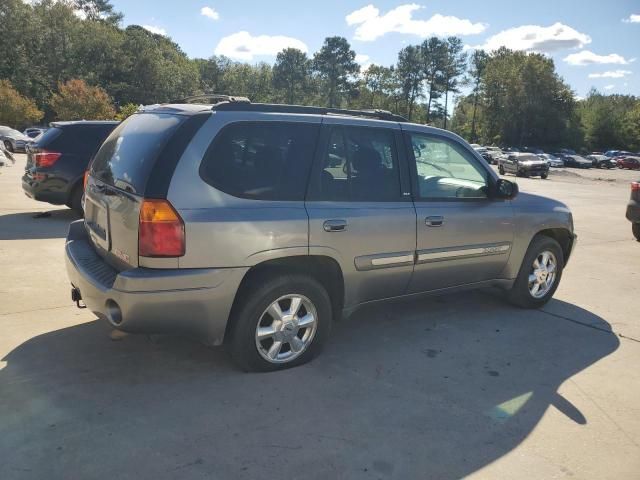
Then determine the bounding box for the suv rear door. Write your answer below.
[306,118,416,307]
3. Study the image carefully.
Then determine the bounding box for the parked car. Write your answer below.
[472,146,492,164]
[499,153,549,178]
[0,141,14,165]
[0,126,30,153]
[484,146,503,164]
[627,181,640,241]
[23,127,47,139]
[65,99,576,372]
[558,148,577,155]
[617,156,640,170]
[588,154,615,169]
[538,153,564,168]
[559,154,592,169]
[22,121,119,212]
[605,150,633,158]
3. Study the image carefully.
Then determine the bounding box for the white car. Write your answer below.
[538,154,564,168]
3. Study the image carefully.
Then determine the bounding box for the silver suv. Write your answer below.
[65,99,576,371]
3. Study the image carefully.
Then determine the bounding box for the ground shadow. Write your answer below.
[0,292,619,479]
[0,208,79,240]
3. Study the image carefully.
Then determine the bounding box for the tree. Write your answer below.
[49,79,115,120]
[71,0,123,24]
[396,45,423,120]
[272,48,311,104]
[441,37,467,129]
[313,36,359,108]
[468,49,488,142]
[115,102,139,121]
[0,80,44,128]
[421,37,447,123]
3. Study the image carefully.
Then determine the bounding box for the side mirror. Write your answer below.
[495,178,518,199]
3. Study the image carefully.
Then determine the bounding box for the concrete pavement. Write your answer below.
[1,155,639,479]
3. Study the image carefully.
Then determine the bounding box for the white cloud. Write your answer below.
[604,84,615,90]
[214,31,308,61]
[355,53,372,72]
[622,14,640,23]
[588,70,632,79]
[564,50,633,66]
[142,25,167,36]
[201,6,219,20]
[345,4,486,42]
[476,22,591,52]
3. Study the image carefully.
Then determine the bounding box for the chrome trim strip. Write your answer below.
[371,254,415,266]
[417,244,510,263]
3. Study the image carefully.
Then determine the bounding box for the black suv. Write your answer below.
[22,121,119,212]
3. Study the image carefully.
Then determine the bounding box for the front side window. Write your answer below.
[200,122,318,201]
[408,133,488,200]
[314,126,401,202]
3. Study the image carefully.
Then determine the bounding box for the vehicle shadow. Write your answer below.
[0,292,618,479]
[0,208,80,240]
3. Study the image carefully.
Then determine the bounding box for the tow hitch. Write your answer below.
[71,287,86,309]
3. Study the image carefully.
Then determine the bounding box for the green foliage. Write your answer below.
[0,80,44,128]
[115,102,139,121]
[313,37,360,108]
[50,79,115,120]
[0,0,637,151]
[272,48,311,104]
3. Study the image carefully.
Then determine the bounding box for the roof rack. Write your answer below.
[211,102,408,122]
[174,94,251,105]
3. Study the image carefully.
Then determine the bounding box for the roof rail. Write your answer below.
[174,94,251,105]
[211,102,408,122]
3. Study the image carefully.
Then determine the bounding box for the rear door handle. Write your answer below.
[323,219,347,232]
[425,216,444,227]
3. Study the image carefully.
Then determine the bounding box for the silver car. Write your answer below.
[65,99,577,371]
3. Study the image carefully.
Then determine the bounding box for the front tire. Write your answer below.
[633,223,640,242]
[3,140,13,153]
[227,273,332,372]
[541,172,548,179]
[507,235,564,309]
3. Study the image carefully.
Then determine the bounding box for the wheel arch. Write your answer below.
[224,255,345,343]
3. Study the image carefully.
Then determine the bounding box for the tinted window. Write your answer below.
[314,126,401,201]
[91,113,184,194]
[34,127,62,147]
[200,122,319,201]
[409,133,488,199]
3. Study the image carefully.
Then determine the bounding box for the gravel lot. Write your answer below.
[1,154,639,479]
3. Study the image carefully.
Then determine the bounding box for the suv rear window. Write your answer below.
[200,122,319,201]
[91,113,184,194]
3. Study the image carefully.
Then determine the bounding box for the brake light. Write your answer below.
[632,182,640,192]
[34,150,61,168]
[139,199,185,257]
[83,170,89,190]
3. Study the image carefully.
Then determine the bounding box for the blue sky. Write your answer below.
[110,0,640,99]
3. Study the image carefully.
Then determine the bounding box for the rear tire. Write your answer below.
[633,223,640,242]
[227,273,332,372]
[541,172,548,179]
[3,140,13,153]
[507,235,564,309]
[67,185,84,215]
[498,164,505,175]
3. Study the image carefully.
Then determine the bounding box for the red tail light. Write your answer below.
[139,199,185,257]
[34,150,61,168]
[631,182,640,192]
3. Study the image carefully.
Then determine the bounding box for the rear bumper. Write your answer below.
[65,220,248,345]
[22,173,68,205]
[627,200,640,223]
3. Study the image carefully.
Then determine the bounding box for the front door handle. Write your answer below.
[323,219,347,232]
[425,216,444,227]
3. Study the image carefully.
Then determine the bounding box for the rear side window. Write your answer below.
[311,126,402,202]
[34,127,62,147]
[91,113,184,194]
[200,122,319,200]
